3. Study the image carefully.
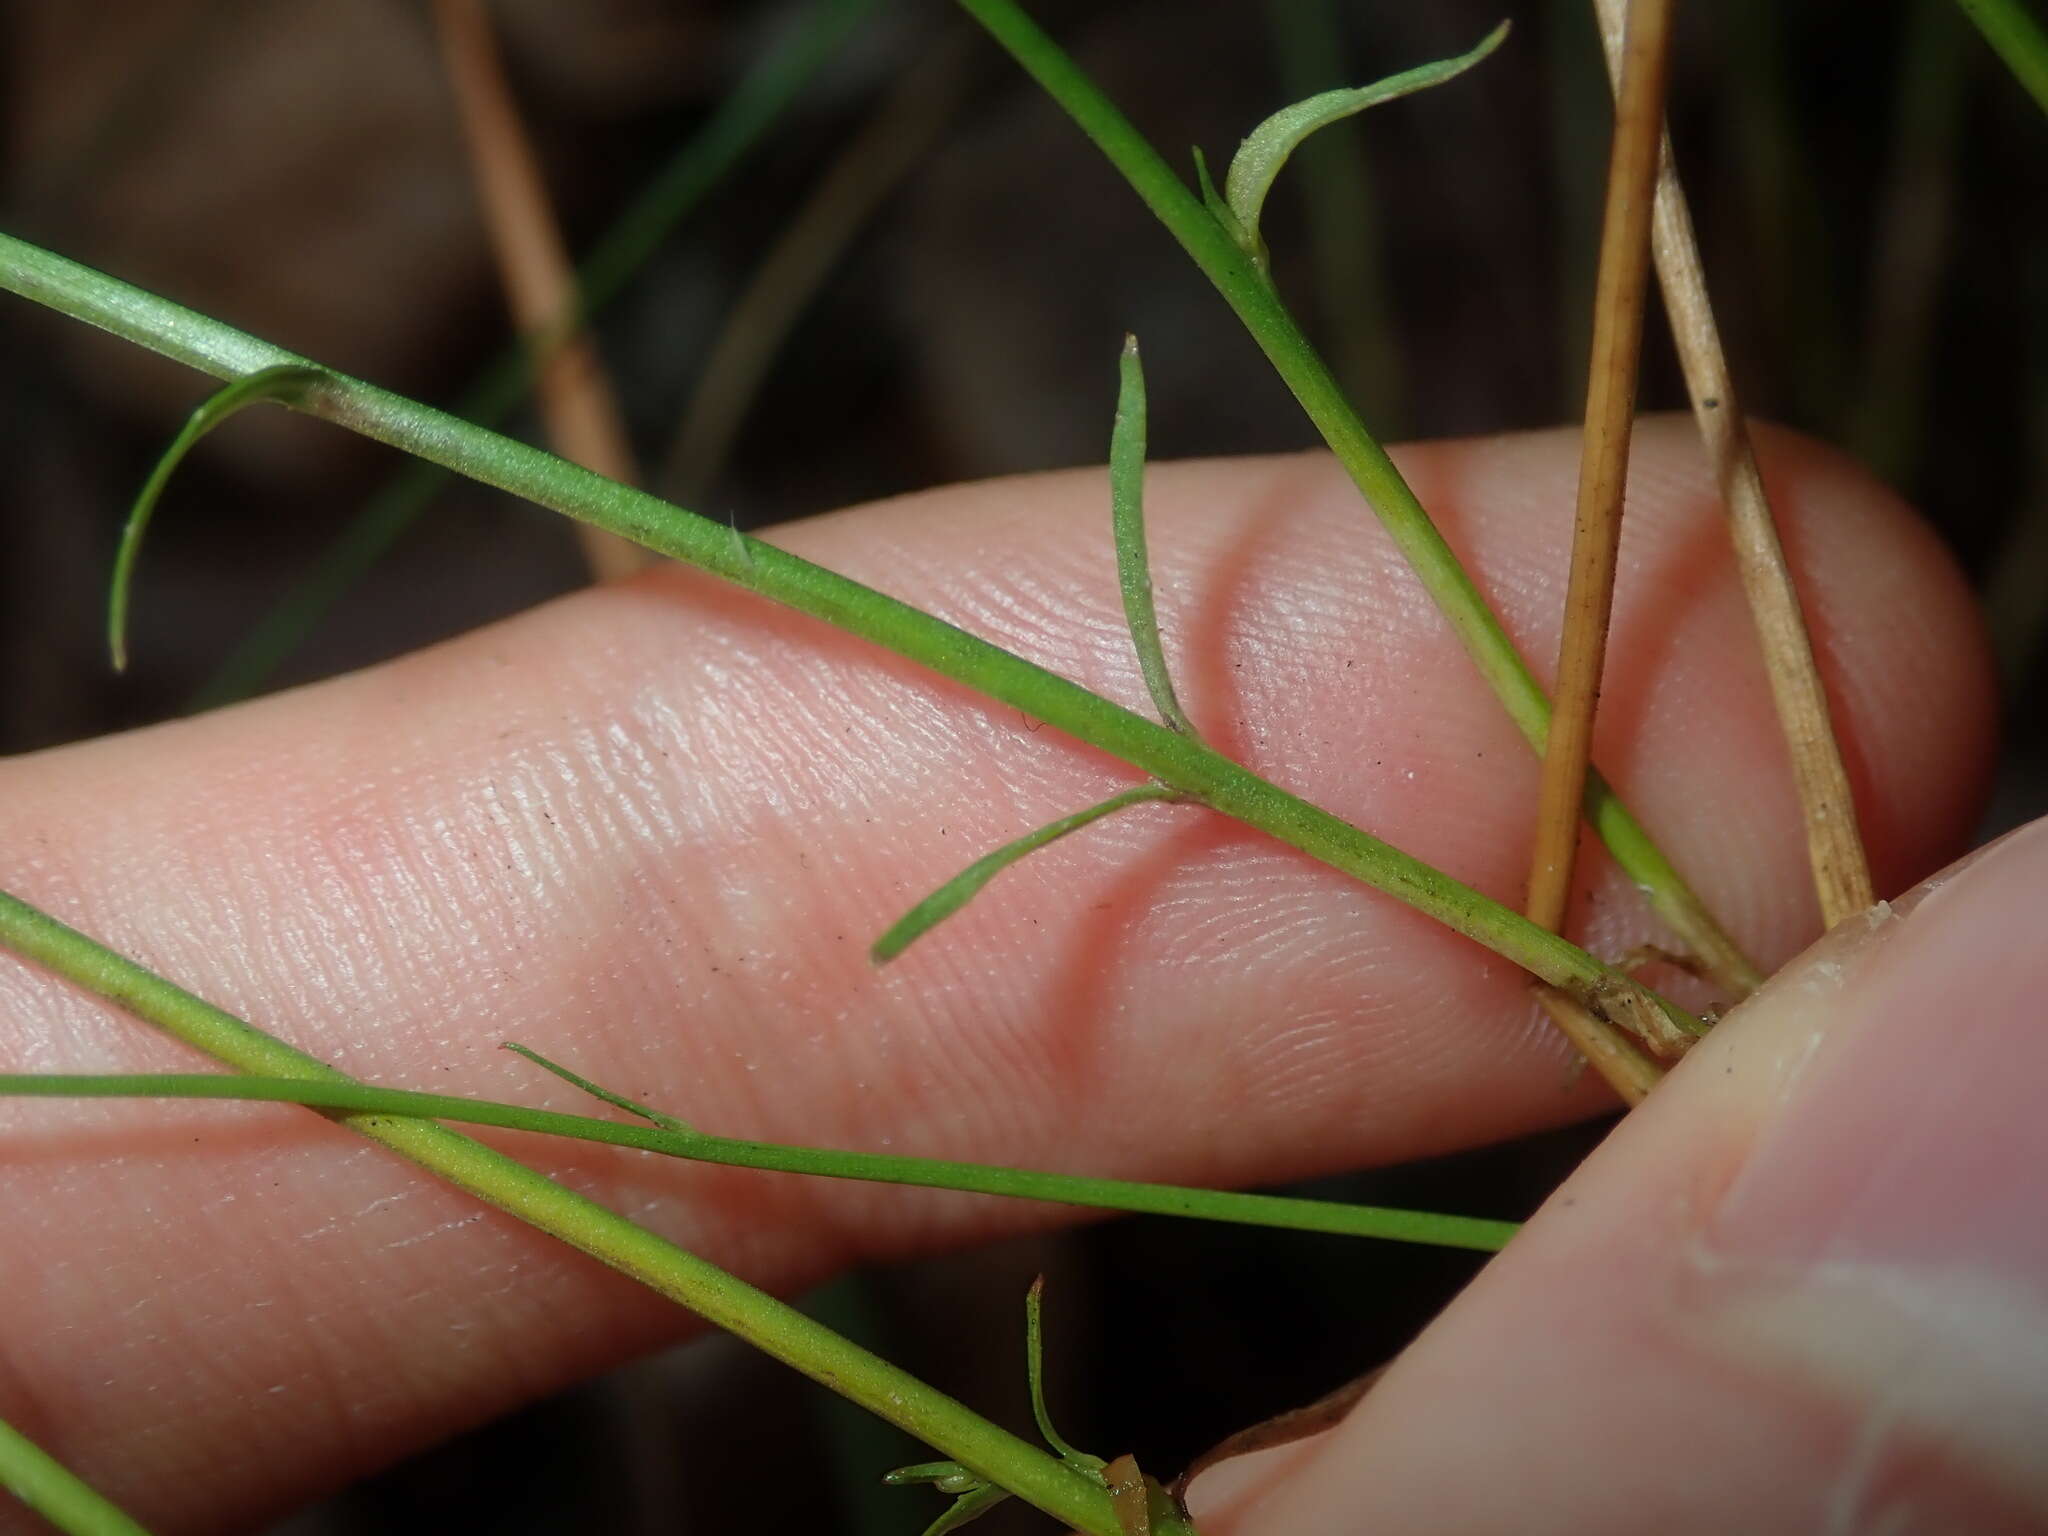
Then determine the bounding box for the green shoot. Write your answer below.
[1110,337,1199,738]
[0,1066,1521,1251]
[872,782,1185,963]
[0,228,1706,1038]
[888,1278,1110,1533]
[1026,1277,1107,1477]
[1220,21,1510,274]
[107,364,324,672]
[1954,0,2048,116]
[0,1413,152,1536]
[954,0,1760,998]
[0,889,1123,1536]
[882,1463,1009,1535]
[870,334,1208,971]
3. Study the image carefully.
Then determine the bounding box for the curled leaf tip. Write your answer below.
[1221,20,1510,271]
[107,364,324,674]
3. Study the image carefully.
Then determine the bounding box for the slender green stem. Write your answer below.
[1110,337,1199,737]
[0,889,1119,1535]
[189,0,880,709]
[0,1071,1519,1252]
[955,0,1760,997]
[1954,0,2048,116]
[1025,1278,1105,1468]
[0,1415,152,1536]
[0,231,1701,1039]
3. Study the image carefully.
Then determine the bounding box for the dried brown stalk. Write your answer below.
[1530,0,1674,934]
[1590,0,1875,928]
[1525,0,1678,1104]
[657,34,972,503]
[432,0,653,582]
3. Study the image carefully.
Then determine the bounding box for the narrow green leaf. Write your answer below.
[0,1414,153,1536]
[503,1040,693,1131]
[1954,0,2048,116]
[916,1482,1011,1535]
[107,365,324,673]
[884,1462,987,1492]
[1110,337,1199,738]
[872,782,1181,964]
[1188,145,1248,250]
[1222,20,1510,272]
[1026,1278,1106,1475]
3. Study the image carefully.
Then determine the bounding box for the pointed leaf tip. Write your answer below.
[871,784,1179,964]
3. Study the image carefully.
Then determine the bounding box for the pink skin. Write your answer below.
[0,420,1998,1533]
[1188,822,2048,1536]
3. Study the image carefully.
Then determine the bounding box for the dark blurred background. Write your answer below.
[1,1,2042,1531]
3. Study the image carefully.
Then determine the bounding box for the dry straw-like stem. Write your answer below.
[660,33,972,502]
[1527,0,1677,1102]
[1590,0,1876,929]
[433,0,653,581]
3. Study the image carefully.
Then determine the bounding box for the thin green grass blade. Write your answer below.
[0,1415,153,1536]
[872,782,1183,964]
[1954,0,2048,116]
[1110,338,1198,738]
[0,1071,1520,1251]
[108,364,323,672]
[503,1040,692,1131]
[1221,21,1509,271]
[189,0,880,709]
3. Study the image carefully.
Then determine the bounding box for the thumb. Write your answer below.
[1189,818,2048,1535]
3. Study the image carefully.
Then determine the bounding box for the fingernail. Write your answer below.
[1686,821,2048,1518]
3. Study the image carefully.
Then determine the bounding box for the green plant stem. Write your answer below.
[0,236,1703,1041]
[0,1414,153,1536]
[955,0,1761,998]
[189,0,879,709]
[0,889,1119,1536]
[1953,0,2048,116]
[0,1070,1518,1252]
